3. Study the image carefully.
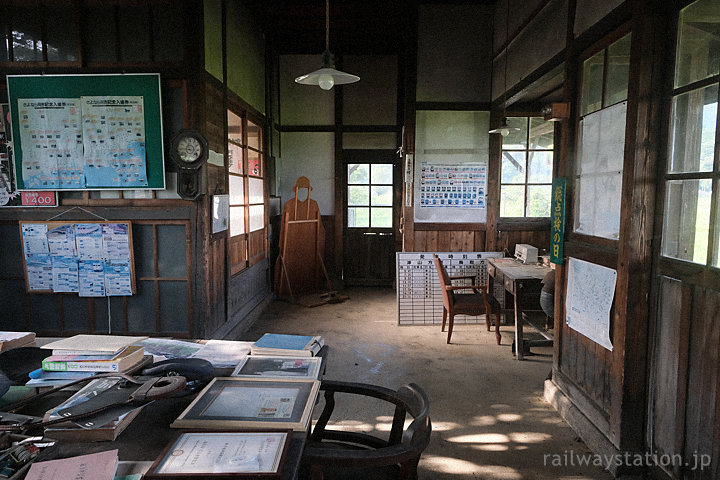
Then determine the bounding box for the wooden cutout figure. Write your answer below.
[274,176,331,300]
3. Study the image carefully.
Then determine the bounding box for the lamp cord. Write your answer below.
[325,0,330,52]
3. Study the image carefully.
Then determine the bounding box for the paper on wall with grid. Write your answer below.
[396,252,504,326]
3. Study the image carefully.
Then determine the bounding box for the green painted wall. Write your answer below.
[226,1,266,115]
[204,0,224,81]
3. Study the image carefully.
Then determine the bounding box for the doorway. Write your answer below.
[342,150,400,286]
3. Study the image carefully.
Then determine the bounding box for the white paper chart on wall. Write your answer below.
[396,252,504,326]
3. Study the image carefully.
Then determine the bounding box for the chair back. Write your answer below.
[303,380,432,480]
[433,254,453,310]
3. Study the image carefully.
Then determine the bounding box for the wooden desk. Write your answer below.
[11,342,331,479]
[488,258,551,360]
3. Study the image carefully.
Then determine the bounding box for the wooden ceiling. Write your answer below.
[248,0,497,55]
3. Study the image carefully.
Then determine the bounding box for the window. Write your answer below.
[574,32,631,240]
[347,163,393,228]
[661,0,719,267]
[580,34,632,116]
[0,4,78,63]
[228,109,266,273]
[499,117,554,217]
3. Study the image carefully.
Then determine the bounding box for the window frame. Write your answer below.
[498,115,555,219]
[658,0,720,270]
[570,26,632,245]
[227,107,267,276]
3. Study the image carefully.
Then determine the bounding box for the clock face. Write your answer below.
[177,136,203,163]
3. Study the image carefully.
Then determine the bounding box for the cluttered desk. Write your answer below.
[0,332,328,479]
[488,244,553,361]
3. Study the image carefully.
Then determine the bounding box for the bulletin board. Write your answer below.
[6,74,165,190]
[19,221,136,296]
[396,251,503,325]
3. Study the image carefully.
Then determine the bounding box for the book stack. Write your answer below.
[250,333,324,357]
[28,335,150,388]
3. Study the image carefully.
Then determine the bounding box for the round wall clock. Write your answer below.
[170,130,209,170]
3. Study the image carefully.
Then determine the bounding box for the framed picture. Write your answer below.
[171,377,320,432]
[145,430,291,479]
[231,356,321,380]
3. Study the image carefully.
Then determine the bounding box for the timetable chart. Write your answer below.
[396,252,503,326]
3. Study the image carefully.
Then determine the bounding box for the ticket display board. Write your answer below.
[396,252,503,326]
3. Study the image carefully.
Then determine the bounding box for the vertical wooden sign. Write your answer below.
[551,177,566,265]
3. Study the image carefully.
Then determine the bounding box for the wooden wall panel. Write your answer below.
[410,229,489,253]
[205,236,227,336]
[248,229,266,266]
[683,286,720,479]
[230,235,248,275]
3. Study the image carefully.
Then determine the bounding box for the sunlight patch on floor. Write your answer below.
[446,433,510,444]
[422,455,522,478]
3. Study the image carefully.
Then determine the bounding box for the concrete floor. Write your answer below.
[241,287,614,480]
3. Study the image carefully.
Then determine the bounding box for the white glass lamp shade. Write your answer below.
[295,67,360,90]
[489,117,521,137]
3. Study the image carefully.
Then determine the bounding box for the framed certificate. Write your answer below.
[145,431,290,479]
[171,378,320,432]
[231,356,321,380]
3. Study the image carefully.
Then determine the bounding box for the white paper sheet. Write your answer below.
[565,257,616,350]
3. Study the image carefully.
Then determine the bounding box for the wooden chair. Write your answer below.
[432,254,501,345]
[301,380,431,480]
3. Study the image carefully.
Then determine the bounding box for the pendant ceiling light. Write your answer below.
[489,0,520,136]
[294,0,360,90]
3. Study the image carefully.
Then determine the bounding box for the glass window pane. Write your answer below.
[348,207,369,227]
[527,151,553,183]
[248,177,263,204]
[247,120,260,150]
[228,142,243,174]
[159,281,188,333]
[662,179,711,264]
[229,175,244,205]
[371,164,393,184]
[668,84,717,173]
[371,185,393,206]
[371,207,392,228]
[230,206,245,236]
[45,6,78,62]
[11,7,43,62]
[675,0,720,88]
[157,225,188,278]
[348,185,369,206]
[500,185,525,217]
[605,34,631,106]
[501,152,526,184]
[581,51,605,116]
[249,205,264,232]
[502,117,528,149]
[527,185,552,217]
[529,117,554,149]
[348,164,369,184]
[228,110,243,144]
[248,151,262,176]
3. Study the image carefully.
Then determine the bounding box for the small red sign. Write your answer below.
[21,191,57,207]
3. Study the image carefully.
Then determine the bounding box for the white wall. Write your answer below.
[278,132,335,215]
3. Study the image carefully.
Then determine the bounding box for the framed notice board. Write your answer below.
[396,251,503,325]
[19,221,136,296]
[6,74,165,190]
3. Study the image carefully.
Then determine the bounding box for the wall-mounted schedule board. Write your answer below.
[396,251,503,325]
[7,74,165,190]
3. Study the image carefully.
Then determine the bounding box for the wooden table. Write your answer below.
[488,258,551,360]
[10,342,331,479]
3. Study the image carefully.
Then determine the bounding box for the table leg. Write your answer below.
[514,285,524,361]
